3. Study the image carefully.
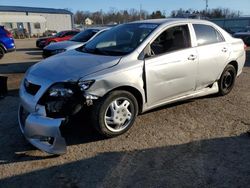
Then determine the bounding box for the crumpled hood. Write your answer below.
[44,41,83,50]
[28,50,122,82]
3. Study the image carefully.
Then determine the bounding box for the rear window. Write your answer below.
[193,24,224,46]
[66,31,79,36]
[70,29,98,42]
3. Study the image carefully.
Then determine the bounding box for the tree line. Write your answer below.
[171,8,241,19]
[74,7,241,25]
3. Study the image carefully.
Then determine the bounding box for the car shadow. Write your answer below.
[62,109,107,145]
[0,61,37,74]
[0,134,249,187]
[15,48,40,52]
[26,51,42,56]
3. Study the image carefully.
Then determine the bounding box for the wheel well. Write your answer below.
[0,42,6,52]
[228,61,238,73]
[109,86,143,113]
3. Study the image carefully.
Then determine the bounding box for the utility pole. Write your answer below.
[139,4,142,20]
[100,9,104,26]
[205,0,208,14]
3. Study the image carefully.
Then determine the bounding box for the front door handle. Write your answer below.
[222,47,228,52]
[188,54,197,61]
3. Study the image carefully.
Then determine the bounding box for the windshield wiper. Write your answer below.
[82,47,109,55]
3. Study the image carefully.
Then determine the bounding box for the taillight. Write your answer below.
[244,44,247,50]
[4,29,13,38]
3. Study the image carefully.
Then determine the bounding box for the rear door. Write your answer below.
[144,24,198,107]
[192,24,230,90]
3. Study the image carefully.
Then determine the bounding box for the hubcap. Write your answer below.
[104,98,133,132]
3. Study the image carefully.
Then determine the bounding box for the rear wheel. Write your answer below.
[218,64,236,96]
[92,90,138,137]
[0,46,5,59]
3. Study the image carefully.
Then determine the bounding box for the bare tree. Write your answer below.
[170,7,241,19]
[149,10,166,19]
[74,11,91,24]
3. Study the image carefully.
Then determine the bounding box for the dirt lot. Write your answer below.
[0,39,250,188]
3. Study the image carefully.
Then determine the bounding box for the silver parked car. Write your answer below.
[19,19,246,154]
[42,28,109,58]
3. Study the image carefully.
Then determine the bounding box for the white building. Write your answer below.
[0,6,73,36]
[85,18,94,25]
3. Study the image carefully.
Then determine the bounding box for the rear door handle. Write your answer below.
[188,54,197,61]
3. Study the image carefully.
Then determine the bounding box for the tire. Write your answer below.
[218,64,236,96]
[92,90,138,137]
[0,46,5,59]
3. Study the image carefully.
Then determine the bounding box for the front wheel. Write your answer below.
[218,64,236,96]
[92,90,138,137]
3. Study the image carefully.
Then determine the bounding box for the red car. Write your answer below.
[36,30,80,49]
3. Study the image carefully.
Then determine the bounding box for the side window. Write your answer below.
[65,31,73,36]
[59,32,67,37]
[72,31,79,35]
[149,25,191,56]
[63,31,76,37]
[193,24,224,46]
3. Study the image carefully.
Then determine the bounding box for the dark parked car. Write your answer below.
[43,28,109,58]
[0,26,15,59]
[36,30,79,49]
[233,32,250,46]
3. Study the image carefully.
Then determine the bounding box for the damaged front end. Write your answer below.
[18,105,67,154]
[19,79,98,155]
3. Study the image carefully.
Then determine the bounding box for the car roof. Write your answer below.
[234,32,250,36]
[84,27,110,31]
[58,30,79,33]
[131,18,213,25]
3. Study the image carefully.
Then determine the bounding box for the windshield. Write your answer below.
[70,29,99,42]
[54,31,65,37]
[83,23,159,56]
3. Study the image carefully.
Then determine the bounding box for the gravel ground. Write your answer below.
[0,39,250,188]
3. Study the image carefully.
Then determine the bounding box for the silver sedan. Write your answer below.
[19,19,246,154]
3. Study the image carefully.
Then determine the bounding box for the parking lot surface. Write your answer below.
[0,39,250,187]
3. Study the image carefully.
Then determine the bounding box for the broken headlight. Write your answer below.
[52,49,66,55]
[78,79,95,91]
[49,86,74,97]
[39,83,84,118]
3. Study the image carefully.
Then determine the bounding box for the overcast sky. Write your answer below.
[1,0,250,15]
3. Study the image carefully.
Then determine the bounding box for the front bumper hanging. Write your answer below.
[18,105,67,155]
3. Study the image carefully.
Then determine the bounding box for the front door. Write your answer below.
[144,24,198,107]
